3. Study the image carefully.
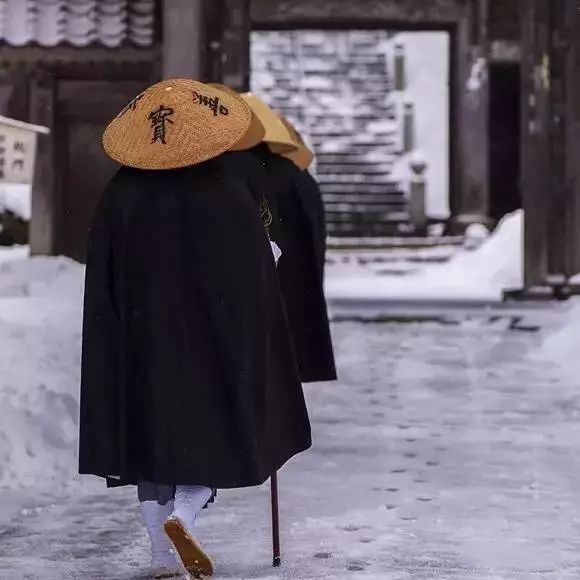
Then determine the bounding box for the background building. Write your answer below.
[0,0,578,295]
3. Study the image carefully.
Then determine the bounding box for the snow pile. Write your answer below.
[326,210,523,302]
[438,209,523,293]
[0,183,31,220]
[0,247,84,490]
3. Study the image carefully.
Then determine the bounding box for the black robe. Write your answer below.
[79,156,311,489]
[244,146,337,383]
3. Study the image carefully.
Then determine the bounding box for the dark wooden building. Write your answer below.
[0,0,578,292]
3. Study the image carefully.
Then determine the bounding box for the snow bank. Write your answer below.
[0,183,31,220]
[326,210,523,302]
[0,247,84,490]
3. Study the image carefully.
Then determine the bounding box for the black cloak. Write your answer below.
[79,156,312,489]
[242,146,337,383]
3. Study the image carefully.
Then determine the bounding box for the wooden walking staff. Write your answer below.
[271,472,281,567]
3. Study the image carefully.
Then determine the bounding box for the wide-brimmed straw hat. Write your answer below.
[240,93,298,154]
[102,78,254,169]
[277,114,315,170]
[208,83,266,151]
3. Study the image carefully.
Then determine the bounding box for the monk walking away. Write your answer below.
[208,84,336,384]
[78,79,311,579]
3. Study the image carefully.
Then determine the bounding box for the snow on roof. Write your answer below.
[0,0,155,48]
[0,115,50,135]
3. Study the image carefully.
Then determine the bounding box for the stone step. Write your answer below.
[316,153,396,165]
[325,202,407,214]
[323,192,405,203]
[320,183,403,195]
[318,174,401,185]
[317,164,397,175]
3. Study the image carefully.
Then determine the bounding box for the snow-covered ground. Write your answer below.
[533,298,580,383]
[1,299,579,578]
[326,211,522,302]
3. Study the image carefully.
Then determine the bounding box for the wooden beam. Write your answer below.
[0,45,158,66]
[251,0,464,25]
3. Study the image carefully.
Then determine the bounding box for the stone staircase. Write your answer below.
[251,30,411,237]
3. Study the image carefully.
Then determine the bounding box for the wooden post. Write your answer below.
[202,0,250,90]
[518,0,580,292]
[563,0,580,281]
[203,0,225,83]
[545,0,568,282]
[450,0,492,233]
[162,0,204,79]
[29,73,56,256]
[220,0,251,91]
[520,0,551,287]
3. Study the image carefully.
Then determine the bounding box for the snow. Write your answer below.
[0,247,84,491]
[299,76,335,90]
[390,32,450,218]
[0,183,32,220]
[326,211,523,302]
[0,0,155,47]
[2,310,580,578]
[533,298,580,382]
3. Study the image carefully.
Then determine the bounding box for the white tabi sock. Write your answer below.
[140,500,181,577]
[170,485,213,533]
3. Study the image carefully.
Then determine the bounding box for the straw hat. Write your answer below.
[277,115,315,170]
[240,93,298,154]
[102,78,254,169]
[207,83,266,151]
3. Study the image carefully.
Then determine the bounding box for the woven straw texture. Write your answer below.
[278,114,315,170]
[102,79,252,169]
[241,93,298,154]
[208,83,266,151]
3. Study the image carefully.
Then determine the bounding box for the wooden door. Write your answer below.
[55,80,148,262]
